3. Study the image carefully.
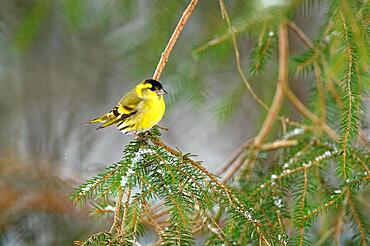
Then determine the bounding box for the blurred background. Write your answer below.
[0,0,368,245]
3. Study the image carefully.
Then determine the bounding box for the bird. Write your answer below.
[87,79,167,135]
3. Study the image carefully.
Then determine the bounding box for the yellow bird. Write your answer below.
[88,79,167,135]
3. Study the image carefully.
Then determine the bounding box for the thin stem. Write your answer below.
[152,0,198,80]
[110,187,124,234]
[219,0,269,111]
[118,186,132,240]
[288,22,314,48]
[347,192,367,246]
[314,63,327,122]
[260,139,298,151]
[288,21,338,140]
[299,167,308,246]
[216,138,253,175]
[253,21,287,147]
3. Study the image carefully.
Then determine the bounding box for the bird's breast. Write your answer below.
[138,96,165,130]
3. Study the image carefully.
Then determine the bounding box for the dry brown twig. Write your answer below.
[152,0,199,81]
[220,20,288,182]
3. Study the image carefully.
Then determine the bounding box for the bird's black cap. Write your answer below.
[145,79,164,91]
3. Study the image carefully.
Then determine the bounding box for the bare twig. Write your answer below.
[289,22,327,123]
[221,139,297,182]
[222,152,248,182]
[288,22,314,48]
[152,0,198,80]
[216,138,254,175]
[313,63,327,122]
[260,139,298,151]
[253,22,287,147]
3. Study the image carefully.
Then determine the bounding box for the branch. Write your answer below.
[118,186,132,240]
[152,0,198,80]
[148,134,272,244]
[216,138,253,175]
[287,22,338,140]
[253,21,287,147]
[347,192,367,246]
[260,139,298,151]
[288,22,314,48]
[109,187,124,234]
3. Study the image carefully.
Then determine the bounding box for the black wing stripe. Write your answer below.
[121,110,137,120]
[112,106,119,116]
[123,105,135,111]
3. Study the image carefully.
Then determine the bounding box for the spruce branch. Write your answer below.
[286,22,338,140]
[347,191,368,246]
[147,134,275,244]
[109,187,124,234]
[298,167,308,246]
[249,148,337,199]
[118,186,132,241]
[289,19,369,148]
[336,2,361,180]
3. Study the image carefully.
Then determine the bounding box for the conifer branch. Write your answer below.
[152,0,198,80]
[302,188,346,222]
[287,22,338,140]
[337,4,361,180]
[147,134,273,244]
[118,186,132,241]
[110,187,124,234]
[347,192,367,246]
[299,167,308,246]
[289,20,369,148]
[249,149,337,198]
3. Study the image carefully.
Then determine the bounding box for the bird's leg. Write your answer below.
[157,125,169,131]
[134,133,148,143]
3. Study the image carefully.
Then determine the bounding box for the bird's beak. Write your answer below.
[156,89,167,95]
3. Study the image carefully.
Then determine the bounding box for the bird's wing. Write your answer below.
[119,89,141,105]
[89,87,142,129]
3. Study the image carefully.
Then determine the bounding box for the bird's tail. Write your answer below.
[86,112,120,130]
[86,114,109,129]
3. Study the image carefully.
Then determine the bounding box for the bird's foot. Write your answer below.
[134,132,149,143]
[157,125,169,131]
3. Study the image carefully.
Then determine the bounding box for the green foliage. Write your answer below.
[72,127,281,245]
[70,0,370,245]
[248,23,276,75]
[329,0,363,180]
